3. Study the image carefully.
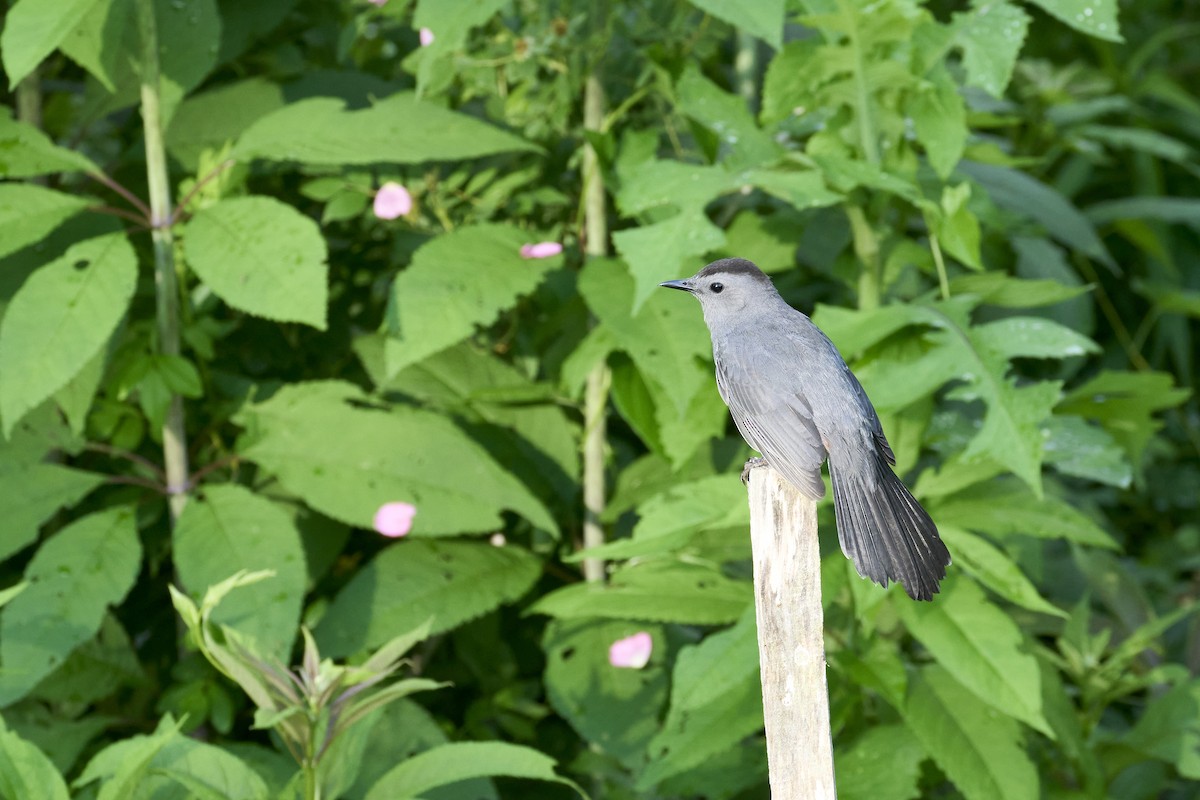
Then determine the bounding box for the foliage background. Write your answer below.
[0,0,1198,797]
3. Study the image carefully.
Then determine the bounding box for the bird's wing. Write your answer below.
[716,350,828,500]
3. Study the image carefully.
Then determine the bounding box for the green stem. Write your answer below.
[581,73,610,584]
[927,221,951,301]
[137,0,190,522]
[734,31,759,116]
[846,1,880,165]
[845,205,881,310]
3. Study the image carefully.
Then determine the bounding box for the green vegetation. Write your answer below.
[0,0,1197,797]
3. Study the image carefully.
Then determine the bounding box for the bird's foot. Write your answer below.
[740,457,767,485]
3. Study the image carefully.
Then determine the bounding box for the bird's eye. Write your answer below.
[710,282,724,293]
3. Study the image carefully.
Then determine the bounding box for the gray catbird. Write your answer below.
[660,257,950,600]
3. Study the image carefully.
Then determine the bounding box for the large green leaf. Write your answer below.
[612,210,726,313]
[0,718,70,800]
[837,724,924,800]
[0,109,98,177]
[0,185,91,261]
[174,485,306,659]
[315,538,541,658]
[1042,415,1132,488]
[638,653,762,789]
[897,578,1053,737]
[231,93,537,165]
[0,233,137,436]
[0,462,104,561]
[578,258,712,416]
[950,0,1030,97]
[903,666,1037,800]
[938,527,1065,618]
[686,0,784,49]
[365,741,583,800]
[928,480,1117,549]
[237,381,556,535]
[1025,0,1121,42]
[911,66,966,180]
[675,65,781,170]
[165,77,286,168]
[1122,679,1200,779]
[531,561,751,624]
[183,196,328,330]
[412,0,507,92]
[543,619,669,766]
[382,224,560,376]
[74,717,182,800]
[0,0,104,87]
[0,506,141,706]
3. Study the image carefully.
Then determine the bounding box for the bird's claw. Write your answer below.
[740,457,767,485]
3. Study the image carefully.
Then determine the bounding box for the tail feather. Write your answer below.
[829,453,950,601]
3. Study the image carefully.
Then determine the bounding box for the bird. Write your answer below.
[660,257,950,600]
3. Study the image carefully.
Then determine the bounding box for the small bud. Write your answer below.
[519,241,563,259]
[608,632,653,669]
[373,502,417,537]
[489,533,506,547]
[373,182,413,220]
[419,27,435,46]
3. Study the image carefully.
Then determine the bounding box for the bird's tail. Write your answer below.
[828,452,950,601]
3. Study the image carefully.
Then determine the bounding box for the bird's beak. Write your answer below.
[659,279,694,293]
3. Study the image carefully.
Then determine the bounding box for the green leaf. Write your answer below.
[0,718,70,800]
[931,182,982,270]
[530,561,751,625]
[837,724,924,800]
[615,160,736,217]
[0,506,141,706]
[686,0,784,49]
[165,77,286,169]
[174,485,306,659]
[950,0,1030,96]
[75,717,183,800]
[928,480,1118,549]
[184,196,328,330]
[911,66,966,180]
[612,211,726,313]
[1057,370,1190,472]
[939,527,1066,618]
[948,272,1090,308]
[231,93,537,166]
[1087,196,1200,227]
[638,658,762,789]
[669,605,759,711]
[0,233,137,436]
[315,539,541,658]
[960,161,1115,269]
[543,619,669,765]
[578,258,711,416]
[0,462,104,561]
[30,612,144,707]
[903,665,1037,800]
[412,0,508,93]
[676,65,781,170]
[1122,679,1200,779]
[382,224,559,376]
[0,0,105,87]
[0,185,91,261]
[1025,0,1121,42]
[59,0,133,91]
[147,735,272,800]
[972,317,1099,360]
[237,381,557,535]
[365,741,583,800]
[0,109,99,177]
[897,578,1053,737]
[1042,415,1132,488]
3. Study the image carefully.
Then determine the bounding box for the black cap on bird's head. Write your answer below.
[659,258,778,317]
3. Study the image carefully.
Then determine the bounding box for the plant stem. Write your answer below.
[137,0,190,522]
[927,220,951,300]
[734,31,760,116]
[581,73,610,584]
[845,205,881,310]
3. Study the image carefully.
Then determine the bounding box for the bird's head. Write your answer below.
[659,258,780,325]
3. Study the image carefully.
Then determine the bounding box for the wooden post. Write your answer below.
[747,465,836,799]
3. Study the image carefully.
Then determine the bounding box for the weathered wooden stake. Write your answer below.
[747,465,836,799]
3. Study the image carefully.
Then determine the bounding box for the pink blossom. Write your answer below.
[608,632,653,669]
[520,241,563,259]
[373,182,413,220]
[419,28,435,46]
[373,502,417,537]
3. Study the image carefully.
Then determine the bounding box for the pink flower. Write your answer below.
[373,182,413,220]
[419,28,435,46]
[373,502,417,537]
[608,632,653,669]
[519,241,563,259]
